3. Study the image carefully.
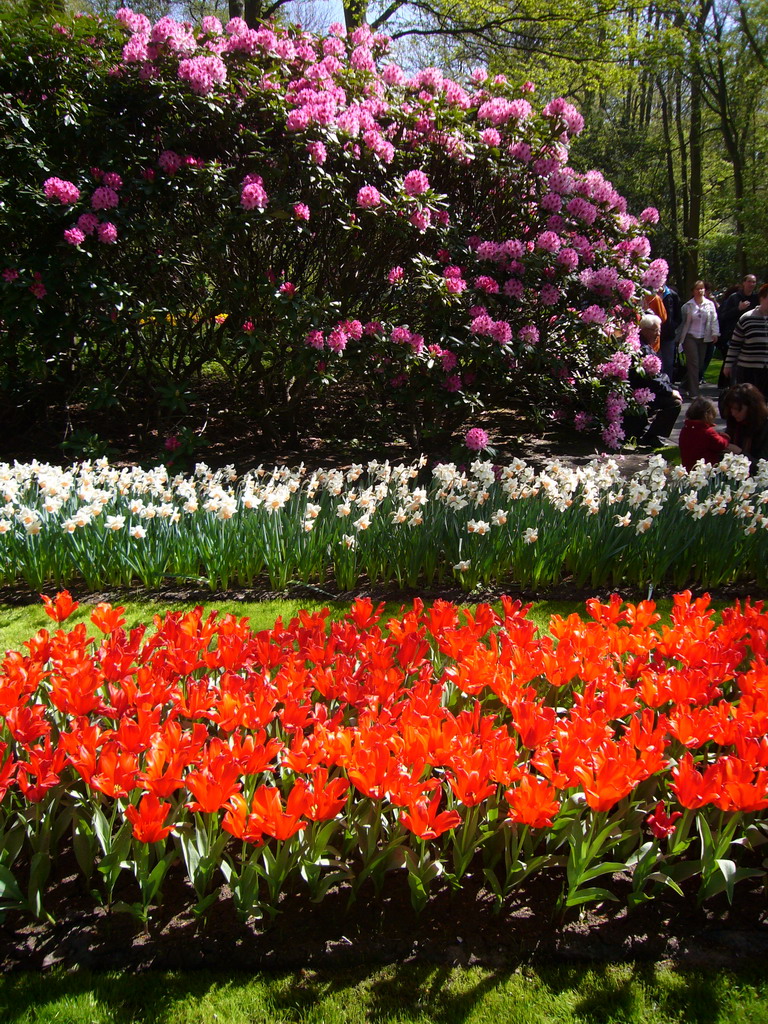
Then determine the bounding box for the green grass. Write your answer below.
[0,594,692,656]
[0,964,767,1024]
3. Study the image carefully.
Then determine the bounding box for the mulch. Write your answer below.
[2,857,767,973]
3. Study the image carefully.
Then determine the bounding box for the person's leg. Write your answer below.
[643,393,682,445]
[683,334,700,397]
[700,341,715,381]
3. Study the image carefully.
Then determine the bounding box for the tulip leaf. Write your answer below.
[565,886,620,907]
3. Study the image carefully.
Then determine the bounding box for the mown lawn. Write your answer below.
[1,963,768,1024]
[0,592,692,656]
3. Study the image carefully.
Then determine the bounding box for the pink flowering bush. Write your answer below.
[0,7,667,444]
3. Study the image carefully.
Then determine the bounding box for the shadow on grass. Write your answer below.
[1,962,767,1024]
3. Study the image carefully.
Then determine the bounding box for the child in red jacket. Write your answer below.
[679,397,740,470]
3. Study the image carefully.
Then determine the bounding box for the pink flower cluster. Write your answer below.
[403,170,430,196]
[602,391,627,448]
[44,177,80,204]
[357,185,382,209]
[178,54,227,96]
[465,427,490,451]
[641,259,669,291]
[581,305,608,325]
[241,174,268,210]
[599,351,633,380]
[18,11,680,449]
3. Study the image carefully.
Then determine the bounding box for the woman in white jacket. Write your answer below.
[678,280,719,398]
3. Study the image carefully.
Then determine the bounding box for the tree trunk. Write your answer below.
[229,0,244,19]
[657,74,685,289]
[344,0,368,31]
[244,0,262,27]
[684,69,703,293]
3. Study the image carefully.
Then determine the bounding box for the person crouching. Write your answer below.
[679,397,740,471]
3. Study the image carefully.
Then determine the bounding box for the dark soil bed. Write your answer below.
[2,857,767,973]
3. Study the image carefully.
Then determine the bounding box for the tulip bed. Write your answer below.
[1,588,767,928]
[1,453,768,593]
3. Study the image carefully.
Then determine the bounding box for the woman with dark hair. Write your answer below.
[720,383,768,467]
[723,282,768,397]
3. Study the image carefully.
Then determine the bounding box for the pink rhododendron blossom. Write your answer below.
[123,35,149,62]
[409,208,431,230]
[293,203,310,221]
[536,230,562,252]
[640,207,660,224]
[490,320,513,345]
[633,387,655,406]
[598,352,632,379]
[574,411,591,431]
[445,276,467,294]
[388,266,404,283]
[200,15,223,34]
[479,128,501,146]
[541,192,563,212]
[327,325,348,353]
[581,305,607,324]
[91,186,119,210]
[403,169,429,196]
[507,142,532,162]
[601,422,625,448]
[44,177,80,204]
[279,282,296,297]
[158,150,183,175]
[178,54,227,96]
[540,284,561,305]
[641,258,669,291]
[642,353,662,375]
[357,185,382,208]
[556,247,579,272]
[470,314,494,336]
[77,212,99,235]
[617,278,636,301]
[519,325,539,345]
[305,329,324,349]
[242,321,254,333]
[241,177,268,209]
[64,227,85,246]
[465,427,490,451]
[29,273,46,299]
[96,222,118,243]
[566,197,597,224]
[343,319,363,340]
[2,268,19,283]
[474,275,499,294]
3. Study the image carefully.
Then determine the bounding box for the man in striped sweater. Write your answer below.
[723,282,768,398]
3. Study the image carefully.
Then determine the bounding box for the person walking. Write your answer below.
[658,284,682,380]
[723,283,768,398]
[678,280,719,398]
[717,274,758,386]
